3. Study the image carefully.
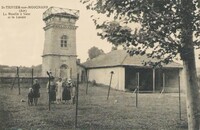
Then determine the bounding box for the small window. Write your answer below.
[60,35,67,47]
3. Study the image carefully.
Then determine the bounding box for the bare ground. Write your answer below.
[0,83,188,130]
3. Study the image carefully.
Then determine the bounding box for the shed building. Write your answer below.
[82,50,184,92]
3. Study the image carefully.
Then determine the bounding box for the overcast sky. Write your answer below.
[0,0,200,67]
[0,0,113,67]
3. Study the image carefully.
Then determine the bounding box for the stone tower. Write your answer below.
[42,7,79,80]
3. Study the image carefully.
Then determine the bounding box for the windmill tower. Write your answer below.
[42,7,79,80]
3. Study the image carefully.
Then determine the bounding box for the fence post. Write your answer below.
[107,71,114,100]
[178,75,181,121]
[75,73,79,128]
[17,67,20,95]
[47,71,51,111]
[136,72,140,107]
[31,68,34,86]
[86,69,88,95]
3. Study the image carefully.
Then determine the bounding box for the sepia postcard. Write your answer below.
[0,0,200,129]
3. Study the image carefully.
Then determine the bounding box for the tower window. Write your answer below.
[61,35,67,47]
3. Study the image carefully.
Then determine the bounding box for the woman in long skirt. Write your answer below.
[56,78,63,104]
[47,77,56,103]
[62,78,71,103]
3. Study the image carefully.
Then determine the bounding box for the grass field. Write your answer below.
[0,83,188,130]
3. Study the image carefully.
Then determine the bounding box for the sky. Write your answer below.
[0,0,200,67]
[0,0,112,67]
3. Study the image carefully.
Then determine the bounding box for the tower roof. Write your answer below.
[43,7,79,21]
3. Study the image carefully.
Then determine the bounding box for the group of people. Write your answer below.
[28,77,75,106]
[47,77,75,104]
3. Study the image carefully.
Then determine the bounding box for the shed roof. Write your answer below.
[82,50,182,69]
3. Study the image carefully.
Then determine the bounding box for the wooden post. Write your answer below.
[55,68,57,77]
[17,67,20,95]
[153,68,155,92]
[136,72,139,107]
[31,68,34,86]
[75,73,79,128]
[47,71,51,111]
[178,75,181,121]
[107,71,114,100]
[162,72,165,93]
[86,70,89,95]
[137,72,140,93]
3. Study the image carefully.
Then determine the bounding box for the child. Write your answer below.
[28,88,34,106]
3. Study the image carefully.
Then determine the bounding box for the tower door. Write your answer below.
[60,64,68,79]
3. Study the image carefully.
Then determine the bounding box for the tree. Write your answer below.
[88,46,105,59]
[81,0,200,129]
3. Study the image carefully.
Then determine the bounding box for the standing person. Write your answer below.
[47,77,56,103]
[56,77,63,104]
[28,88,34,106]
[69,79,75,104]
[32,79,40,106]
[62,78,71,104]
